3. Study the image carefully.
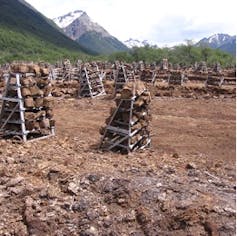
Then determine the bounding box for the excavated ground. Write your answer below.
[0,93,236,235]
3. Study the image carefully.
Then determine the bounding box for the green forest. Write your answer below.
[108,44,236,67]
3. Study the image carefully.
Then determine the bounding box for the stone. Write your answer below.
[103,219,112,228]
[172,153,180,158]
[123,210,136,222]
[87,174,100,183]
[8,186,25,195]
[82,226,98,236]
[86,209,99,221]
[186,163,197,169]
[72,199,89,212]
[6,176,24,187]
[67,182,79,195]
[203,221,218,236]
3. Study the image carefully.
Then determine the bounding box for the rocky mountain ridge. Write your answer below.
[53,10,128,54]
[196,34,234,48]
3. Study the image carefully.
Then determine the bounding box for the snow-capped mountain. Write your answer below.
[208,34,229,45]
[53,10,84,28]
[196,33,236,55]
[124,38,152,48]
[124,39,146,48]
[60,11,110,40]
[53,11,128,54]
[196,34,234,49]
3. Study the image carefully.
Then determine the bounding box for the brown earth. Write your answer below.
[0,95,236,235]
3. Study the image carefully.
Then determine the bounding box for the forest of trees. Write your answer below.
[107,43,236,68]
[0,35,235,67]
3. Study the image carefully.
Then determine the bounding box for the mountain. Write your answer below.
[196,34,236,55]
[53,11,128,55]
[124,38,151,48]
[196,34,232,48]
[0,0,89,63]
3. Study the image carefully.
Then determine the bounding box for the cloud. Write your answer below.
[149,15,236,46]
[148,16,192,45]
[26,0,237,44]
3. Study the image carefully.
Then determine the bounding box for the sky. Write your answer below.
[26,0,237,46]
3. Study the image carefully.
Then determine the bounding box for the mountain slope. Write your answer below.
[77,31,127,54]
[217,36,236,55]
[0,0,89,63]
[196,34,236,55]
[53,11,128,55]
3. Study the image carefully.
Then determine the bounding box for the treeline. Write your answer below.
[0,34,235,67]
[107,44,236,68]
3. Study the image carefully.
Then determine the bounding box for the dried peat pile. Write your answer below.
[79,64,106,98]
[51,80,79,98]
[100,81,151,153]
[0,63,55,141]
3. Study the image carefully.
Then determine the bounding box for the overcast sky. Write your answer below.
[26,0,236,46]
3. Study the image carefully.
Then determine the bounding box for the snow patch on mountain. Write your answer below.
[195,33,235,54]
[124,38,152,48]
[204,33,232,47]
[53,10,84,28]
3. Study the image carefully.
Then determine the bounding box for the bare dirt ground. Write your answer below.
[0,93,236,235]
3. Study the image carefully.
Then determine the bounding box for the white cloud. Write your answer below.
[26,0,237,45]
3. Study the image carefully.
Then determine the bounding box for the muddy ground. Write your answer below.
[0,91,236,235]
